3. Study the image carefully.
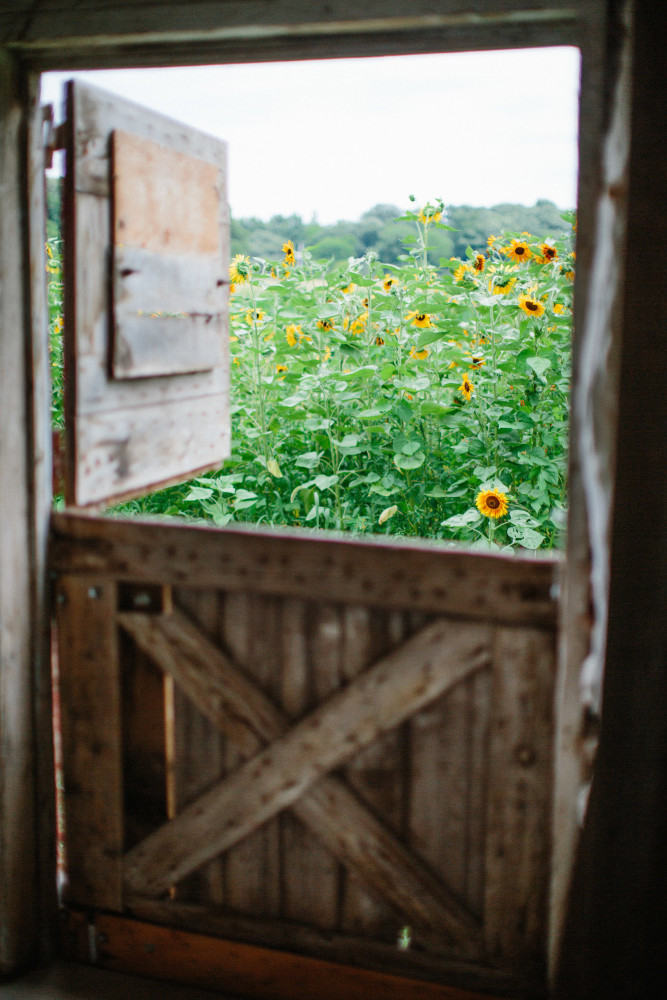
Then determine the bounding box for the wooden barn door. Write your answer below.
[52,513,558,1000]
[52,79,559,1000]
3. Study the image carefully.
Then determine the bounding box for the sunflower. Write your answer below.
[276,364,288,378]
[317,318,335,332]
[473,253,486,272]
[553,302,566,315]
[409,346,429,360]
[383,275,397,292]
[341,283,356,294]
[418,205,442,225]
[229,253,251,285]
[489,274,517,296]
[476,488,508,519]
[453,263,473,282]
[410,312,433,328]
[458,372,474,401]
[350,311,368,334]
[282,240,296,266]
[245,308,265,324]
[518,293,545,318]
[504,239,532,263]
[539,242,558,262]
[375,335,385,346]
[285,325,299,347]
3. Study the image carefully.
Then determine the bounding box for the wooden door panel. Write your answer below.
[54,512,557,995]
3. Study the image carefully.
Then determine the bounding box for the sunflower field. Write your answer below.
[47,199,575,551]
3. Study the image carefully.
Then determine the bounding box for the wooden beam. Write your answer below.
[62,910,507,1000]
[0,49,38,976]
[50,512,559,628]
[123,618,491,897]
[119,608,483,951]
[2,3,582,71]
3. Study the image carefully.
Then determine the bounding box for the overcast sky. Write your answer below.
[42,47,580,225]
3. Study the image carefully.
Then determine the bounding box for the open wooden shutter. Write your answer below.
[63,80,230,507]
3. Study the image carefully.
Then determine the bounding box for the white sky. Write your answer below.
[42,47,580,225]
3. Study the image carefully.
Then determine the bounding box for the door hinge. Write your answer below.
[42,104,70,169]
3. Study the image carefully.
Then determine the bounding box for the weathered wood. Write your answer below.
[483,627,556,970]
[26,70,58,963]
[121,898,543,1000]
[111,129,226,379]
[51,512,559,627]
[73,393,230,507]
[122,616,491,900]
[55,576,123,911]
[0,48,37,976]
[119,607,484,948]
[281,600,341,930]
[172,588,226,905]
[341,608,407,941]
[4,4,582,73]
[64,79,230,506]
[85,911,496,1000]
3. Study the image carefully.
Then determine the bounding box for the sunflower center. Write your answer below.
[515,247,525,255]
[527,301,538,311]
[487,496,500,509]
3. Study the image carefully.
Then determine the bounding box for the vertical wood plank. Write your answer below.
[56,576,123,911]
[222,592,281,917]
[172,588,225,904]
[282,601,341,930]
[0,49,37,975]
[464,669,492,917]
[341,608,405,941]
[484,626,556,968]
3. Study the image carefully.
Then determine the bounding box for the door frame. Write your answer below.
[0,0,635,987]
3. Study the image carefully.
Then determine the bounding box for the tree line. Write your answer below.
[46,176,570,266]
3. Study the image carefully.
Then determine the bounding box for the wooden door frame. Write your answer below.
[2,0,657,992]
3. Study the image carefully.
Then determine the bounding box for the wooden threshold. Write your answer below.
[60,910,517,1000]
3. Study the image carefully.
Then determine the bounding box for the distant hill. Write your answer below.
[46,176,570,265]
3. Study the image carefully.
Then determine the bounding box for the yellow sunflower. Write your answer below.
[518,293,545,318]
[383,275,398,292]
[410,312,433,328]
[454,263,473,282]
[350,311,368,334]
[473,253,486,272]
[553,302,566,315]
[276,364,288,378]
[285,324,299,347]
[245,308,265,324]
[539,242,558,262]
[317,318,335,332]
[418,206,442,225]
[458,372,474,401]
[282,240,296,266]
[409,346,429,360]
[504,239,532,263]
[341,283,356,295]
[476,488,508,519]
[229,253,251,285]
[489,275,517,296]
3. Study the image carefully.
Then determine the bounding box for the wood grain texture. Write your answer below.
[119,607,484,948]
[55,576,123,911]
[50,512,559,627]
[64,79,230,506]
[483,627,556,970]
[90,911,497,1000]
[0,49,37,975]
[4,3,582,72]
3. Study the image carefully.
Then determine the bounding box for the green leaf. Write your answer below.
[508,525,545,549]
[441,509,481,528]
[526,356,551,377]
[401,440,422,455]
[313,474,339,491]
[184,486,213,501]
[420,401,455,418]
[509,509,540,528]
[295,451,321,469]
[394,451,425,470]
[425,486,448,498]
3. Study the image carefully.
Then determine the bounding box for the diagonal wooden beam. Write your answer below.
[119,609,486,951]
[121,610,491,946]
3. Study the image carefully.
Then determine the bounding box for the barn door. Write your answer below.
[62,80,230,507]
[53,80,559,1000]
